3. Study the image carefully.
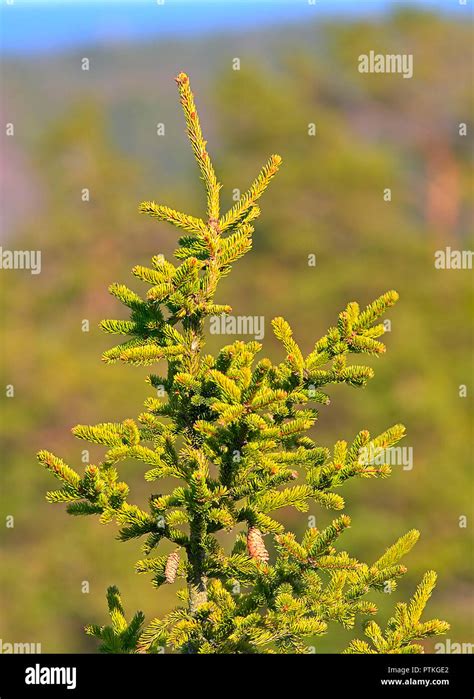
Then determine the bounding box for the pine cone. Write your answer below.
[247,527,269,562]
[164,551,180,584]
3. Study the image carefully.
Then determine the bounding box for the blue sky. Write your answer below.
[0,0,467,56]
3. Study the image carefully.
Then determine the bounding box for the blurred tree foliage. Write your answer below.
[1,8,472,652]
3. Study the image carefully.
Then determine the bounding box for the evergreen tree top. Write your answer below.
[38,72,448,654]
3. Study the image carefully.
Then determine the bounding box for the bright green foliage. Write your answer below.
[84,586,145,654]
[344,572,450,654]
[38,72,448,654]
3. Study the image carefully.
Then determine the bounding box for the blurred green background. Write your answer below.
[1,2,473,653]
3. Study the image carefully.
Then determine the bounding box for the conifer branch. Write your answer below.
[219,155,282,232]
[175,72,221,222]
[344,572,450,653]
[139,202,208,236]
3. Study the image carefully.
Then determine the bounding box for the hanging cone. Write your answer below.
[165,551,180,584]
[247,527,269,562]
